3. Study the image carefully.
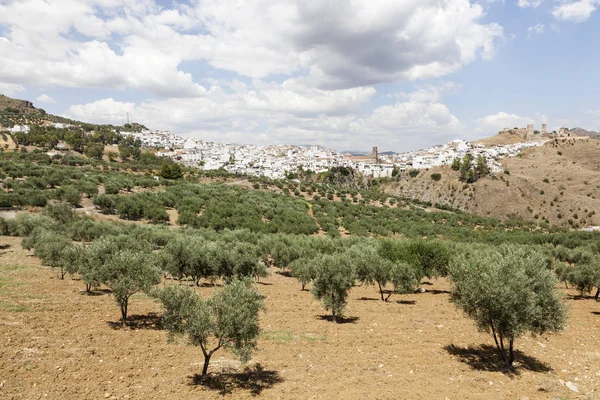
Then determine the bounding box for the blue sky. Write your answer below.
[0,0,599,152]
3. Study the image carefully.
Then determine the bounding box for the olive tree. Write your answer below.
[157,279,264,377]
[32,230,72,279]
[387,262,419,302]
[449,245,567,369]
[289,257,317,291]
[102,250,161,324]
[312,253,356,322]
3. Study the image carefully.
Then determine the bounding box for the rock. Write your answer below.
[565,381,579,393]
[416,288,426,293]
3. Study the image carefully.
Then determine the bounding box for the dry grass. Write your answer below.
[384,138,600,228]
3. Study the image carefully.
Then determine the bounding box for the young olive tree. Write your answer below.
[157,279,264,377]
[289,257,317,291]
[102,250,161,324]
[312,253,356,322]
[450,245,567,369]
[387,262,419,302]
[32,230,72,279]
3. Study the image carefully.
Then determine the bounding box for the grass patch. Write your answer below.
[1,302,31,312]
[261,330,326,343]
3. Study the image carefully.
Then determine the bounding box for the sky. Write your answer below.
[0,0,599,152]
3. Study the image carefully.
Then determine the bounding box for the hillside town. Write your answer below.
[2,121,552,178]
[121,126,548,179]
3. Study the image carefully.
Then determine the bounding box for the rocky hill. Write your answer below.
[383,137,600,228]
[568,127,600,138]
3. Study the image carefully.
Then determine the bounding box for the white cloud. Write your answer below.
[0,0,504,94]
[0,82,25,96]
[552,0,600,22]
[65,82,461,152]
[475,111,547,134]
[518,0,545,7]
[527,23,545,37]
[36,94,56,104]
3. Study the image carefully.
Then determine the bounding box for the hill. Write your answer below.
[569,127,600,138]
[383,137,600,228]
[0,94,82,128]
[0,94,147,132]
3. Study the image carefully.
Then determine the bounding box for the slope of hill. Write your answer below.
[383,137,600,228]
[569,127,600,138]
[0,94,82,128]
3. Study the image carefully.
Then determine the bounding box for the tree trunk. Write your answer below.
[507,339,515,369]
[378,282,385,301]
[120,299,128,324]
[60,266,65,280]
[595,287,599,300]
[202,353,212,376]
[331,292,336,323]
[301,282,306,291]
[490,320,507,366]
[85,283,91,293]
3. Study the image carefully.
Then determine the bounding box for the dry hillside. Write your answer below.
[383,137,600,228]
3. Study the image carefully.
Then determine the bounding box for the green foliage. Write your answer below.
[408,169,419,178]
[451,158,461,171]
[102,250,161,323]
[449,245,567,369]
[160,162,184,180]
[312,253,356,322]
[157,279,264,376]
[430,173,442,182]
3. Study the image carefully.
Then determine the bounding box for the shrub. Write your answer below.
[430,173,442,182]
[156,279,265,376]
[449,245,567,369]
[408,169,419,178]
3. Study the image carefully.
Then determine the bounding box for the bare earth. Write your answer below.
[1,236,599,399]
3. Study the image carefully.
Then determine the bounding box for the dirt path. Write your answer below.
[1,236,599,399]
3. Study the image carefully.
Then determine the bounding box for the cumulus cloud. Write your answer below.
[36,94,56,104]
[475,111,548,135]
[65,82,461,151]
[552,0,600,22]
[0,0,504,94]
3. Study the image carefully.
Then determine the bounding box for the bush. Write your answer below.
[430,173,442,182]
[156,279,265,376]
[449,245,567,369]
[408,169,419,178]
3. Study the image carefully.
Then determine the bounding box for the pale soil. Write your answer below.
[384,138,600,228]
[1,235,599,399]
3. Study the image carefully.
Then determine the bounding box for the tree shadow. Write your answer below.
[189,364,283,396]
[358,297,380,301]
[396,300,416,305]
[275,270,293,278]
[256,281,273,286]
[444,344,552,376]
[80,288,112,296]
[591,311,600,316]
[200,282,222,288]
[107,313,163,330]
[317,315,360,324]
[421,281,434,286]
[567,294,595,301]
[427,289,451,295]
[0,244,11,250]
